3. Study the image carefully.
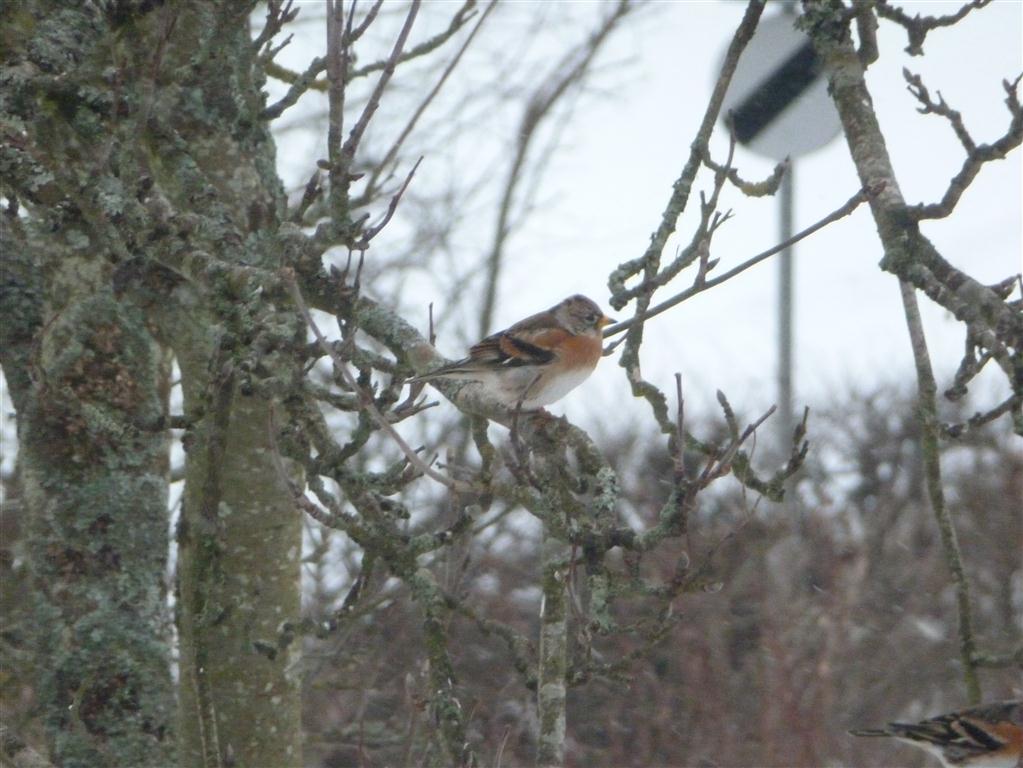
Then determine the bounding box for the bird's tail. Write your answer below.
[848,728,894,738]
[408,359,478,383]
[851,722,959,746]
[407,371,439,383]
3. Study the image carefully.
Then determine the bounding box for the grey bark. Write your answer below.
[2,2,303,765]
[535,534,568,768]
[2,7,176,764]
[0,244,175,766]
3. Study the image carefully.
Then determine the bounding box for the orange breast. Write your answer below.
[556,333,602,369]
[989,721,1022,751]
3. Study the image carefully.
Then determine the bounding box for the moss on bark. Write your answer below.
[8,263,175,767]
[3,2,304,764]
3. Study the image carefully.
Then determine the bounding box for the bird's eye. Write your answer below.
[586,312,599,324]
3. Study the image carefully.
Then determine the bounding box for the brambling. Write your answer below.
[850,699,1023,768]
[412,294,614,410]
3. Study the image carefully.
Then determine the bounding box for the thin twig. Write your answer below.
[289,168,323,224]
[898,279,981,703]
[608,0,765,432]
[262,56,327,120]
[364,1,496,198]
[253,0,298,55]
[807,1,1023,427]
[478,0,633,337]
[340,0,421,169]
[672,373,691,549]
[702,152,788,197]
[942,394,1021,439]
[876,0,993,55]
[349,0,476,79]
[613,131,738,308]
[903,69,976,152]
[508,375,543,489]
[356,156,424,247]
[267,403,362,532]
[283,269,474,492]
[603,184,876,346]
[262,0,472,92]
[349,0,384,43]
[906,74,1023,221]
[325,0,348,218]
[607,0,766,311]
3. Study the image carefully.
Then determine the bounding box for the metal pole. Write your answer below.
[778,163,794,446]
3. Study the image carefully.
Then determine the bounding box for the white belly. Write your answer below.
[496,363,596,409]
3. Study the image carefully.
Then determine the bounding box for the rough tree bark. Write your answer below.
[2,7,175,766]
[2,2,303,765]
[0,242,174,767]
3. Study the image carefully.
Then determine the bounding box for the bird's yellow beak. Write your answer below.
[598,315,615,328]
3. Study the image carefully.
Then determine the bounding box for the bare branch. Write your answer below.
[941,394,1021,439]
[355,156,423,247]
[348,0,385,43]
[362,0,497,200]
[349,0,477,79]
[607,0,766,313]
[339,0,421,169]
[702,151,788,198]
[906,74,1023,220]
[267,403,364,534]
[262,56,327,120]
[603,184,876,344]
[289,168,323,224]
[283,269,475,492]
[264,59,326,90]
[903,69,976,151]
[262,0,473,94]
[898,279,981,703]
[607,0,765,433]
[670,373,691,546]
[875,0,993,55]
[253,0,299,56]
[852,0,879,65]
[611,132,737,309]
[326,0,349,217]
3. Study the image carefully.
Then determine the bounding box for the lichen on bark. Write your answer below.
[2,2,304,765]
[5,264,175,767]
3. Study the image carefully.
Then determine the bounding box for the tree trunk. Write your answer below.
[1,249,175,767]
[1,2,304,764]
[175,383,303,767]
[536,532,569,768]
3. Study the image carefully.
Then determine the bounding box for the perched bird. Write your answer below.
[850,699,1023,768]
[413,294,614,410]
